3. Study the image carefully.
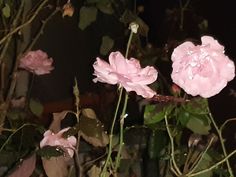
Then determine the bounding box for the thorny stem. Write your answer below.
[164,114,182,176]
[208,111,234,177]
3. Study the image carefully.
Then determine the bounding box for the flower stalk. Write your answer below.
[208,111,234,177]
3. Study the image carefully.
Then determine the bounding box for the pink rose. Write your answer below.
[19,50,54,75]
[40,128,77,158]
[171,36,235,98]
[93,51,158,98]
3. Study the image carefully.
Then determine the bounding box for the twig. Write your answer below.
[220,117,236,132]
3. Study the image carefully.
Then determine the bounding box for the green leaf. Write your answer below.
[2,3,10,18]
[63,109,109,147]
[29,99,44,117]
[178,107,211,135]
[37,146,64,159]
[178,109,191,126]
[100,35,114,55]
[177,98,211,134]
[183,97,209,115]
[144,104,174,125]
[79,6,97,30]
[186,115,211,135]
[193,153,213,177]
[96,0,114,14]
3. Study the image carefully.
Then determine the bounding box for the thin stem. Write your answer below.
[186,138,214,176]
[208,111,234,177]
[100,87,123,177]
[188,149,236,177]
[125,32,133,58]
[164,114,182,175]
[115,92,129,170]
[220,117,236,132]
[183,148,193,173]
[0,123,35,152]
[113,28,134,172]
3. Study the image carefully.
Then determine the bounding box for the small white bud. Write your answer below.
[129,22,139,34]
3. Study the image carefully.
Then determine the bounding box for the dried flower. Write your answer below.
[93,51,158,98]
[171,36,235,98]
[40,128,77,158]
[129,22,139,34]
[19,50,54,75]
[62,2,74,18]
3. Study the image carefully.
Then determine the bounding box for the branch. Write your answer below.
[0,0,50,127]
[0,0,48,46]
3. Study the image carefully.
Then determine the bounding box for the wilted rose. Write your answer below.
[93,51,158,98]
[40,128,77,158]
[62,2,74,18]
[171,36,235,98]
[19,50,54,75]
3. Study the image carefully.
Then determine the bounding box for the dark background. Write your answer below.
[31,0,236,122]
